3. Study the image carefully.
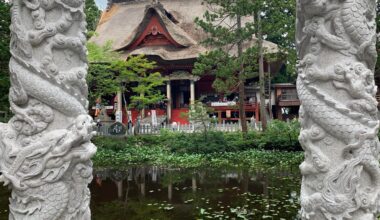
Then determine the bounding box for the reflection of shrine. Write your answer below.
[91,166,297,201]
[89,166,301,219]
[90,0,291,124]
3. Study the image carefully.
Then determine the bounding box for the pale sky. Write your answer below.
[95,0,107,10]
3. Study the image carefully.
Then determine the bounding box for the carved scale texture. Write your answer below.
[297,0,379,219]
[0,0,96,219]
[341,0,373,45]
[297,77,375,142]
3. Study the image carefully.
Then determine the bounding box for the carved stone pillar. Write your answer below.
[296,0,379,219]
[0,0,96,219]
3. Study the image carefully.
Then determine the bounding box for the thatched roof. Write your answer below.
[90,0,279,61]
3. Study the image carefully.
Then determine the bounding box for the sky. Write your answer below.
[95,0,107,10]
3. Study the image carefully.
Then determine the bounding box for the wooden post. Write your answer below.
[166,81,172,123]
[190,80,195,105]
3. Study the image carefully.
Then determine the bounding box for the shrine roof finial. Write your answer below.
[146,0,164,12]
[106,0,149,10]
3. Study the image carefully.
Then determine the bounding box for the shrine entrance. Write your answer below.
[165,71,199,124]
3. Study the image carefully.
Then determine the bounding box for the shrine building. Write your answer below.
[90,0,299,124]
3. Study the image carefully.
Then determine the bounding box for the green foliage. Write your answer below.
[194,0,297,132]
[0,1,11,112]
[92,134,303,170]
[87,42,165,109]
[376,2,380,76]
[194,0,273,133]
[262,0,297,81]
[0,70,10,112]
[85,0,101,34]
[193,49,258,93]
[92,120,303,169]
[193,1,260,93]
[87,42,120,104]
[87,62,120,105]
[87,41,120,62]
[0,1,10,62]
[126,56,165,112]
[162,132,229,154]
[182,100,215,139]
[257,119,301,151]
[194,0,297,84]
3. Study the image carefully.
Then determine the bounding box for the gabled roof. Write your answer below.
[117,2,198,50]
[90,0,279,62]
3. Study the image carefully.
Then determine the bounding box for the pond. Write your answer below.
[0,166,301,220]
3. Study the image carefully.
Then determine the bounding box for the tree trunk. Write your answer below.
[237,15,248,134]
[122,89,129,121]
[257,11,267,131]
[140,92,145,119]
[268,64,273,119]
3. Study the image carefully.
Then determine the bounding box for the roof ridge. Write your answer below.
[115,2,198,51]
[106,0,150,10]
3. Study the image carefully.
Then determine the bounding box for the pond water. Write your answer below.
[0,166,301,220]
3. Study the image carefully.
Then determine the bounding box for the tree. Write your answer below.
[112,55,165,118]
[253,1,297,130]
[194,0,296,132]
[87,41,121,105]
[87,42,165,119]
[85,0,101,36]
[263,0,297,83]
[376,2,380,76]
[184,100,215,140]
[0,1,11,113]
[193,0,260,134]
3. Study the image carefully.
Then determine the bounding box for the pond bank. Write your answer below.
[92,134,303,172]
[92,122,303,169]
[0,131,304,220]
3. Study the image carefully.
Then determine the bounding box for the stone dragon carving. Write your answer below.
[0,0,96,219]
[296,0,379,219]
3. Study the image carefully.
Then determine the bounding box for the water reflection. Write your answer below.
[0,166,301,219]
[91,166,301,220]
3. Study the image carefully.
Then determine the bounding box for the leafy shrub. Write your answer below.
[93,120,302,156]
[257,119,301,151]
[223,132,260,151]
[91,120,304,169]
[160,131,226,154]
[92,136,127,152]
[158,131,264,154]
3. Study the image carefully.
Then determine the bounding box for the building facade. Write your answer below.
[90,0,296,124]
